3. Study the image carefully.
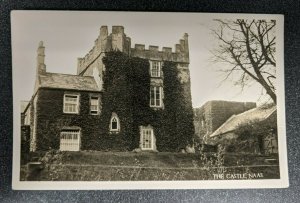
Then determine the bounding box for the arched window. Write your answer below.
[110,113,120,133]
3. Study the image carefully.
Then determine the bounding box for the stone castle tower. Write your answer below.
[76,25,192,111]
[76,26,194,151]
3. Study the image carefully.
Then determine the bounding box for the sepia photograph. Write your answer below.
[12,11,288,189]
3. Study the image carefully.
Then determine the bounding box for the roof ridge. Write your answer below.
[195,100,256,109]
[262,106,276,119]
[233,106,258,117]
[208,106,276,139]
[45,72,94,77]
[209,114,237,138]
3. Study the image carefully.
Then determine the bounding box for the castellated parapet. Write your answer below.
[77,26,190,76]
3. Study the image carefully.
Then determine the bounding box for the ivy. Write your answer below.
[101,51,194,151]
[222,112,277,153]
[162,61,194,151]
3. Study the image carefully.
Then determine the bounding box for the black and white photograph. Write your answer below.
[12,11,288,189]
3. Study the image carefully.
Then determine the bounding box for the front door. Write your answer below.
[141,126,154,150]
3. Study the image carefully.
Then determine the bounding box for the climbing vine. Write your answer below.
[101,51,194,151]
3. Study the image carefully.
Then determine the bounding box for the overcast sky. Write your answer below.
[12,11,273,108]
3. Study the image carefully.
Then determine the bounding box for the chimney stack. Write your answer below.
[111,26,125,51]
[37,41,46,75]
[99,26,108,51]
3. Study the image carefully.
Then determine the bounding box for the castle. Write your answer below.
[21,26,194,152]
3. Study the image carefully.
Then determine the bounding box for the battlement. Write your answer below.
[77,26,189,75]
[135,44,145,50]
[130,33,189,63]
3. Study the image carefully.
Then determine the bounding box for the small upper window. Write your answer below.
[90,96,99,115]
[63,94,79,114]
[110,113,120,133]
[150,61,161,77]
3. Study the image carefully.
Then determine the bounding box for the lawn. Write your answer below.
[21,151,280,181]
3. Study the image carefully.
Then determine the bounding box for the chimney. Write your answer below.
[183,33,189,60]
[183,33,189,54]
[111,26,125,51]
[100,26,108,51]
[37,41,46,75]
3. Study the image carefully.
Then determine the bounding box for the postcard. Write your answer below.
[12,11,288,189]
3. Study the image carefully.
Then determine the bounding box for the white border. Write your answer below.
[12,11,288,190]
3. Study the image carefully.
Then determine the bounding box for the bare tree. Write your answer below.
[211,19,277,104]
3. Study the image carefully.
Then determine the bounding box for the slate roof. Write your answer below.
[38,72,100,92]
[208,105,276,138]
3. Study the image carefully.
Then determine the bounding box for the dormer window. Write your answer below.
[150,61,161,77]
[110,112,120,133]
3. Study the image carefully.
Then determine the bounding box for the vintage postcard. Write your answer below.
[12,11,288,189]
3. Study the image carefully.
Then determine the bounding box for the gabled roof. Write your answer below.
[208,105,276,138]
[38,72,100,92]
[20,101,29,112]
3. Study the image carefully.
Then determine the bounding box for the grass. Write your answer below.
[21,150,280,181]
[39,151,214,167]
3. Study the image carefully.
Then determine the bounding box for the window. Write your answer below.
[110,113,120,132]
[141,126,154,150]
[60,129,80,151]
[64,94,79,114]
[150,86,163,107]
[150,61,161,77]
[90,96,99,115]
[111,118,118,129]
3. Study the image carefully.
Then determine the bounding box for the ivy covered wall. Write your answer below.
[101,52,194,152]
[35,89,102,151]
[36,88,101,151]
[34,51,194,152]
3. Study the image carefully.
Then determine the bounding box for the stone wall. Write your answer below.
[29,95,37,151]
[77,26,132,77]
[21,125,30,164]
[77,26,190,79]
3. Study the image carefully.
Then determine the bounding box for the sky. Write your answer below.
[11,11,273,108]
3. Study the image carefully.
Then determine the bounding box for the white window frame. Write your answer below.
[90,96,99,115]
[110,113,120,132]
[150,60,161,77]
[60,129,80,151]
[150,86,163,107]
[141,126,154,150]
[63,94,79,114]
